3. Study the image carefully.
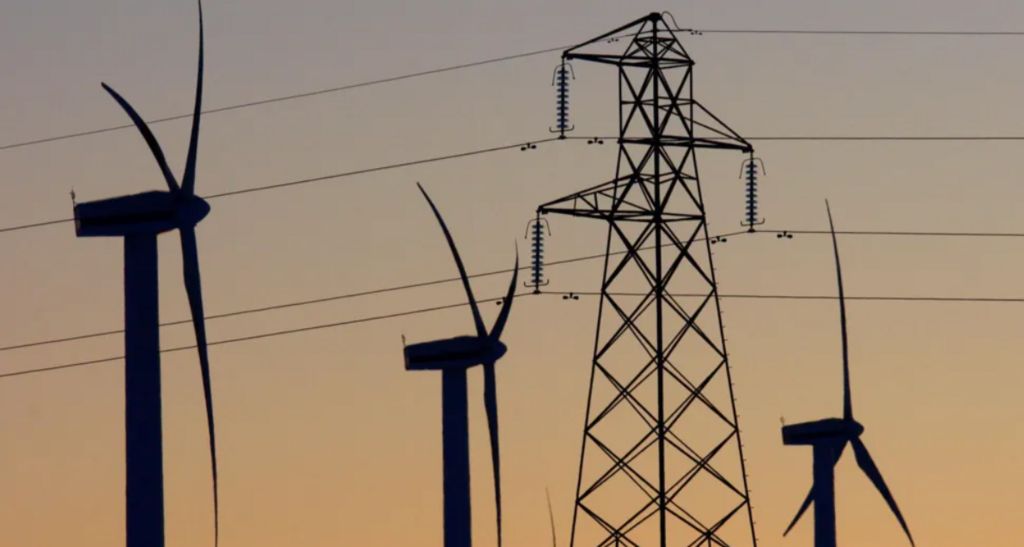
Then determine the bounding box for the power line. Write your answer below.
[3,28,1023,154]
[748,136,1024,141]
[9,132,1024,235]
[0,294,521,380]
[567,135,1024,143]
[204,137,559,199]
[547,291,1024,303]
[2,226,1024,356]
[0,137,557,235]
[0,266,519,352]
[761,229,1024,238]
[0,217,75,234]
[4,283,1022,379]
[0,45,569,151]
[694,29,1024,36]
[0,229,660,353]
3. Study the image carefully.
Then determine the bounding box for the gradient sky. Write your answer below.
[1,0,1023,545]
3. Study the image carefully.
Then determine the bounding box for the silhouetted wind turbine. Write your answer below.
[404,182,518,547]
[72,2,219,546]
[781,202,914,547]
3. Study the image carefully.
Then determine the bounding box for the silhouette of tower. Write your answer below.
[538,14,757,546]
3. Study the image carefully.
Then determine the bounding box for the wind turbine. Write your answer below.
[72,2,219,546]
[781,202,914,547]
[404,183,518,547]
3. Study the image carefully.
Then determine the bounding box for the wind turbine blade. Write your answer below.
[546,487,558,547]
[489,249,518,341]
[181,0,204,196]
[826,201,853,421]
[852,439,915,546]
[784,441,846,536]
[483,361,503,547]
[100,83,179,193]
[417,183,487,337]
[782,485,814,537]
[180,226,220,546]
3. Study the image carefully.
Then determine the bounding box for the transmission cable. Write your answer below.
[4,27,1024,153]
[693,29,1024,36]
[0,137,557,235]
[760,229,1024,238]
[0,294,523,379]
[0,46,567,152]
[9,132,1024,236]
[4,284,1023,380]
[546,291,1024,303]
[0,228,684,353]
[566,135,1024,143]
[2,227,1024,356]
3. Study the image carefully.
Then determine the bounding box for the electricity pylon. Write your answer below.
[538,13,758,547]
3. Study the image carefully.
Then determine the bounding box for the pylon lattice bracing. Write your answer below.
[539,14,758,547]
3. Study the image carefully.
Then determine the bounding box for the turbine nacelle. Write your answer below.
[782,417,863,446]
[74,191,210,237]
[404,336,508,372]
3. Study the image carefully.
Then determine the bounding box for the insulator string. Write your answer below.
[740,153,766,231]
[525,213,551,293]
[550,61,575,138]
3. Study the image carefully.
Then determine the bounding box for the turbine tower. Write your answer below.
[72,2,219,546]
[781,203,914,547]
[404,183,518,547]
[537,13,758,546]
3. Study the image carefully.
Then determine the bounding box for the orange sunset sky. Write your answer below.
[1,0,1023,546]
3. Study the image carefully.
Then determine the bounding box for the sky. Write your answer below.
[1,0,1023,545]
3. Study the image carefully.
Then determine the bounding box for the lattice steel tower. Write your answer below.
[538,14,758,546]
